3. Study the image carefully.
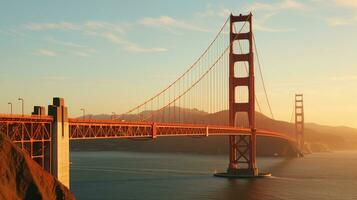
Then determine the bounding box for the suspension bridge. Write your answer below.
[0,13,305,188]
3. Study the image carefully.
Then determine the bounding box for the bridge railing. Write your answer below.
[0,114,53,122]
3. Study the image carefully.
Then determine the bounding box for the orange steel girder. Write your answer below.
[0,114,53,172]
[0,116,296,142]
[67,119,296,142]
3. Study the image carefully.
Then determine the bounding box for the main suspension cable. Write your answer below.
[145,18,250,121]
[253,33,275,119]
[120,16,230,117]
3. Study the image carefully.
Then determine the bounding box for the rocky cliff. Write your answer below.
[0,133,75,200]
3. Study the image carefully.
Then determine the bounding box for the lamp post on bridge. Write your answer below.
[18,98,24,116]
[8,102,12,115]
[80,108,85,119]
[112,112,116,120]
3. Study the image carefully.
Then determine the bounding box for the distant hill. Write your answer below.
[71,108,357,155]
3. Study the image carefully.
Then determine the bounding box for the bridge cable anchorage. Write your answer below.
[253,33,275,120]
[119,16,230,118]
[144,19,250,122]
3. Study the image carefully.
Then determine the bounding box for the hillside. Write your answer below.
[71,108,357,155]
[0,133,75,200]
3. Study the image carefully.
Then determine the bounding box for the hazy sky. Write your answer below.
[0,0,356,128]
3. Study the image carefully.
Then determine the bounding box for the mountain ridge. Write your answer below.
[71,108,357,154]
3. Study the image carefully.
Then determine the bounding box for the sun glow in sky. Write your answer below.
[0,0,356,128]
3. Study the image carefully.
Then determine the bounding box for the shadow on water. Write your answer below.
[210,179,263,200]
[265,157,298,174]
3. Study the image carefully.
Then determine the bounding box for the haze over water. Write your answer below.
[70,151,357,200]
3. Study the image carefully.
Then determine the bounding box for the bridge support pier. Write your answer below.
[215,134,270,178]
[48,97,70,188]
[227,134,258,176]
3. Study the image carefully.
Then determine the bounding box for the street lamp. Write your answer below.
[7,102,12,115]
[18,98,24,116]
[112,112,116,120]
[80,108,85,119]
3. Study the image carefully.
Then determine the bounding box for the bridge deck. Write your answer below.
[68,119,296,142]
[0,114,296,143]
[0,114,296,174]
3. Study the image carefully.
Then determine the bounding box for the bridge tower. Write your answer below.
[216,13,265,177]
[227,13,258,176]
[48,97,70,188]
[295,94,304,152]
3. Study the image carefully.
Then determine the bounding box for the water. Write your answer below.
[70,151,357,200]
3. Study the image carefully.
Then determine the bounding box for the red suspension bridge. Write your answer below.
[0,13,304,188]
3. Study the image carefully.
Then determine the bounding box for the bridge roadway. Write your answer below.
[68,118,296,142]
[0,114,295,144]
